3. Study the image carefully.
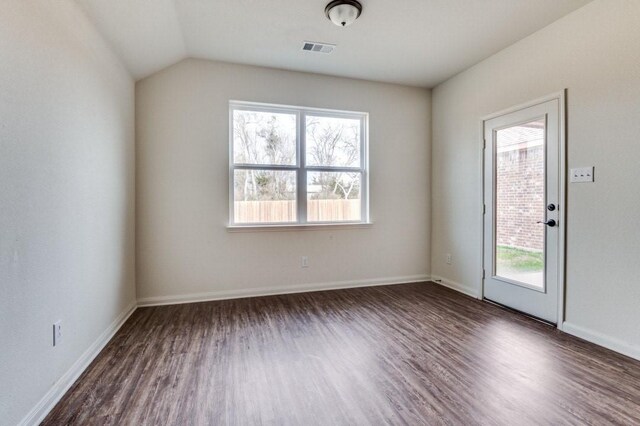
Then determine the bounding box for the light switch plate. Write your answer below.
[570,167,594,183]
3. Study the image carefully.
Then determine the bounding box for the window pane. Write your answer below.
[306,116,361,168]
[307,172,361,222]
[234,170,297,223]
[233,110,296,165]
[495,119,545,288]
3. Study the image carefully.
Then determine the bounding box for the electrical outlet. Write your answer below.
[446,254,452,265]
[301,256,309,268]
[53,321,62,346]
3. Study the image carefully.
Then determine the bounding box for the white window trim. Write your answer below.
[228,100,370,228]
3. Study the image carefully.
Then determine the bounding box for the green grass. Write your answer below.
[496,245,543,272]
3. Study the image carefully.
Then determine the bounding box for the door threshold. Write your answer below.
[483,298,556,327]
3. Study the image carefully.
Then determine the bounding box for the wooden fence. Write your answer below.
[234,199,361,223]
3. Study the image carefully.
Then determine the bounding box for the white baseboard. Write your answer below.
[15,279,640,425]
[430,275,481,299]
[18,301,138,426]
[562,322,640,361]
[137,274,432,307]
[18,276,430,424]
[430,278,640,361]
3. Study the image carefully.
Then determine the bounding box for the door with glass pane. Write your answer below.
[483,98,561,324]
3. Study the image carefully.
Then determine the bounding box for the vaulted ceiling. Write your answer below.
[73,0,591,87]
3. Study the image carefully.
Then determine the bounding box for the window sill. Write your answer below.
[226,222,373,233]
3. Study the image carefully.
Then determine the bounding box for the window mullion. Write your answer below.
[305,166,364,173]
[361,116,368,222]
[298,111,307,224]
[232,164,297,171]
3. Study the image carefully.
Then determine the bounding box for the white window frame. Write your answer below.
[228,100,369,228]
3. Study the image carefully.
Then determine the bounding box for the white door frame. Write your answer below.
[480,90,567,329]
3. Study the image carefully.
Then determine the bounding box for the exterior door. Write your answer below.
[483,98,562,324]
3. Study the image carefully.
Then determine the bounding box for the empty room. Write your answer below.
[2,0,640,424]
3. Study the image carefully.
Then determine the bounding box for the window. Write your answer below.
[230,101,368,226]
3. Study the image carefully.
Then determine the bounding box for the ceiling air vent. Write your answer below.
[302,41,336,54]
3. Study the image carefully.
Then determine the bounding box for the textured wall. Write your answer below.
[136,59,431,302]
[0,1,135,424]
[432,0,640,355]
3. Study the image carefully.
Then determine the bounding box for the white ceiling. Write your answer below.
[73,0,591,87]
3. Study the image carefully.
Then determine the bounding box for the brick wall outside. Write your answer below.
[496,145,544,251]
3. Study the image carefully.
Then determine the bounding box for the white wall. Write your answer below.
[0,1,136,424]
[431,0,640,356]
[136,59,431,302]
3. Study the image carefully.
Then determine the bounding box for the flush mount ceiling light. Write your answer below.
[325,0,362,27]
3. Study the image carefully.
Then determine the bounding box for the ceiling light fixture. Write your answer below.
[325,0,362,27]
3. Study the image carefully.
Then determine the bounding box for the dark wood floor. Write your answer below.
[43,282,640,425]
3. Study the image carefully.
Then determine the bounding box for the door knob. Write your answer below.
[537,219,556,227]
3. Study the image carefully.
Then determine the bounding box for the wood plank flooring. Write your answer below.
[43,282,640,425]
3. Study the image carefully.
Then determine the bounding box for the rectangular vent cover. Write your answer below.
[302,41,335,54]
